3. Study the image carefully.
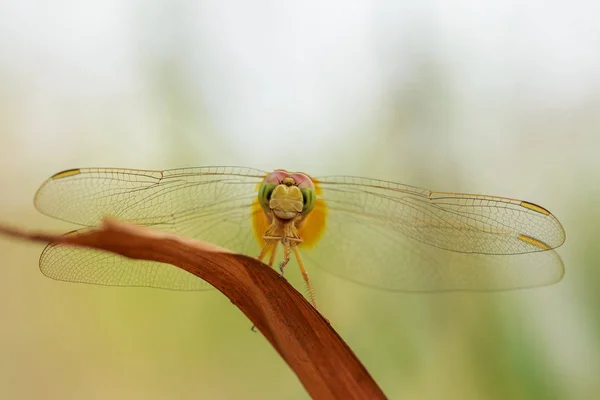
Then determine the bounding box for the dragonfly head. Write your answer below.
[258,170,317,220]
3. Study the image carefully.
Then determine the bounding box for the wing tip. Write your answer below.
[518,201,567,247]
[34,168,81,209]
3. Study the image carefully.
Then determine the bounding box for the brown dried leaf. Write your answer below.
[0,219,387,400]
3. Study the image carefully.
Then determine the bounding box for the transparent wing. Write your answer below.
[300,176,565,291]
[35,167,267,290]
[315,176,565,254]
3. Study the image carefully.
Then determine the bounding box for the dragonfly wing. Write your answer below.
[301,207,564,291]
[315,176,565,255]
[40,237,213,290]
[301,176,565,291]
[35,167,267,226]
[35,167,267,290]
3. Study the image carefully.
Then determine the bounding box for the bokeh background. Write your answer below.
[1,1,599,399]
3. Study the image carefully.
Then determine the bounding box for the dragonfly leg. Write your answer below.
[268,241,278,267]
[257,241,274,263]
[292,245,318,310]
[278,240,291,277]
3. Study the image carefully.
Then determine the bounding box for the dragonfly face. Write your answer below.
[258,170,317,221]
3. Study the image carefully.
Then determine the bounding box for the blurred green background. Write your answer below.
[1,1,599,399]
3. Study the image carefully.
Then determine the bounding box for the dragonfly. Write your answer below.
[34,167,566,308]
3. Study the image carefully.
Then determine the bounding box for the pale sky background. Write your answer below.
[1,1,598,174]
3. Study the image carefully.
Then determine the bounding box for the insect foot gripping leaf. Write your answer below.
[0,218,387,400]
